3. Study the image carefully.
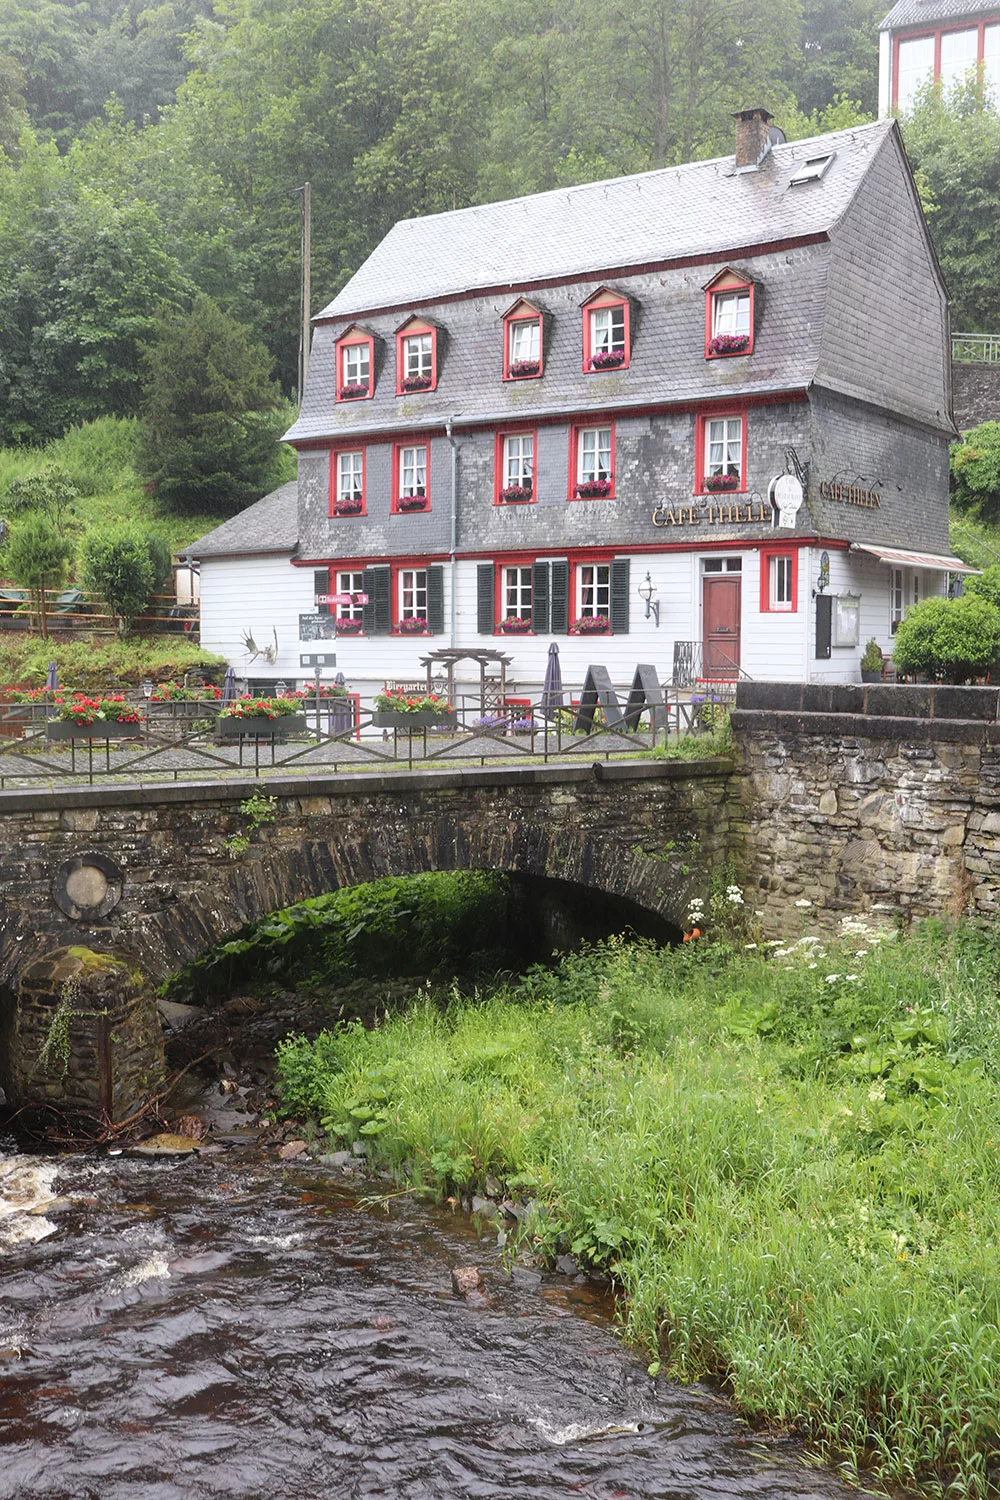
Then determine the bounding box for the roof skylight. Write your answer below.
[789,152,836,185]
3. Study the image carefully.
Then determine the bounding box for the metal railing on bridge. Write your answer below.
[0,684,724,788]
[952,333,1000,364]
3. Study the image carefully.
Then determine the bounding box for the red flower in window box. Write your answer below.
[499,483,533,503]
[401,374,432,393]
[335,619,363,634]
[588,350,625,370]
[703,472,740,492]
[571,615,611,634]
[397,493,428,511]
[497,616,533,633]
[339,381,370,398]
[707,333,750,356]
[335,494,363,514]
[575,478,612,498]
[507,359,540,378]
[398,616,429,634]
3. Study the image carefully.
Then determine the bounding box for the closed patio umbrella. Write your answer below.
[221,666,237,704]
[329,671,352,735]
[45,660,58,692]
[541,642,563,718]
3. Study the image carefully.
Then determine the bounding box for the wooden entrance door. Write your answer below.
[703,576,741,677]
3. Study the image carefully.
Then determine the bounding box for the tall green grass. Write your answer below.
[276,923,1000,1496]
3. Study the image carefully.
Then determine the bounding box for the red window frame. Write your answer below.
[391,440,431,514]
[695,409,747,496]
[759,546,798,613]
[704,271,755,359]
[570,552,616,632]
[581,289,630,373]
[328,445,367,517]
[334,330,375,402]
[395,319,438,395]
[502,300,544,382]
[569,421,616,500]
[891,21,996,107]
[494,561,537,632]
[393,561,432,634]
[494,427,538,505]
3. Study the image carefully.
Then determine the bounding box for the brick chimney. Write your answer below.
[733,108,774,169]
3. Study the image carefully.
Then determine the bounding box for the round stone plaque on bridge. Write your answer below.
[52,852,124,921]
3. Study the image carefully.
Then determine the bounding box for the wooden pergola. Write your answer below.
[419,648,514,712]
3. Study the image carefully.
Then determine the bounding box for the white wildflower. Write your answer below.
[808,962,818,970]
[868,1083,886,1103]
[846,974,860,982]
[794,899,812,908]
[726,885,744,905]
[825,974,840,983]
[855,949,869,958]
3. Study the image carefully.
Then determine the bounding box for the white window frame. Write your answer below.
[503,433,534,487]
[890,567,905,634]
[342,343,370,388]
[578,563,611,618]
[337,570,365,621]
[504,565,533,620]
[509,319,540,363]
[712,291,751,337]
[769,554,794,611]
[589,305,625,355]
[337,450,364,503]
[897,35,934,110]
[578,426,612,483]
[400,568,428,621]
[403,334,432,379]
[940,26,979,96]
[400,444,428,497]
[705,417,742,479]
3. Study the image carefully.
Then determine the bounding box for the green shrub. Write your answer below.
[892,594,1000,682]
[80,525,164,636]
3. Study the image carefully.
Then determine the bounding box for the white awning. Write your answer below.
[850,544,980,575]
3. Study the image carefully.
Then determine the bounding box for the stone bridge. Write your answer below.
[0,758,735,1116]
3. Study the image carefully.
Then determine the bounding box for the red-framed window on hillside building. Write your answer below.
[582,288,630,373]
[396,318,438,394]
[495,428,537,504]
[696,410,746,495]
[502,299,543,380]
[759,547,798,613]
[893,23,1000,110]
[570,423,615,500]
[335,329,375,401]
[704,269,754,358]
[329,446,366,517]
[392,441,431,513]
[476,553,631,636]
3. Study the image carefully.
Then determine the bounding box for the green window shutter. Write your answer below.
[362,565,391,635]
[477,564,495,634]
[610,558,630,634]
[550,560,569,635]
[531,562,549,634]
[314,568,331,615]
[427,565,445,634]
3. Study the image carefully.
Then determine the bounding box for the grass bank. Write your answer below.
[276,918,1000,1497]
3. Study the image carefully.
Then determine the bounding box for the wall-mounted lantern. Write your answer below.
[638,572,660,627]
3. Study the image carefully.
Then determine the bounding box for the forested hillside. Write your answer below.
[0,0,996,451]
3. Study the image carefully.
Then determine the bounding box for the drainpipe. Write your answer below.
[445,416,461,648]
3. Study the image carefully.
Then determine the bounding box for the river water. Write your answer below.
[0,1148,864,1500]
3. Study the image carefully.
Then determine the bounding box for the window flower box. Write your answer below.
[397,494,428,512]
[400,374,432,393]
[499,484,533,503]
[334,619,363,635]
[335,495,363,515]
[575,478,612,499]
[588,350,625,370]
[398,616,429,634]
[498,616,533,633]
[708,333,750,356]
[571,615,611,635]
[338,382,370,399]
[703,472,740,492]
[507,359,540,378]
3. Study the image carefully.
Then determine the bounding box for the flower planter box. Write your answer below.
[589,350,625,370]
[703,474,740,492]
[47,721,141,740]
[575,479,612,499]
[398,620,429,635]
[217,714,307,739]
[507,361,540,378]
[707,334,750,356]
[338,384,369,399]
[334,620,363,635]
[498,620,533,634]
[373,709,456,729]
[571,620,611,635]
[335,499,363,516]
[397,495,428,512]
[499,486,533,503]
[400,376,432,393]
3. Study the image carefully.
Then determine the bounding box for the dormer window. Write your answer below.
[582,289,630,372]
[396,318,438,394]
[503,299,543,380]
[335,328,375,401]
[704,269,754,358]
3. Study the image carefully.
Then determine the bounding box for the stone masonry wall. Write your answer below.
[733,682,1000,933]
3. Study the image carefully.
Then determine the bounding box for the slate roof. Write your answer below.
[183,481,298,560]
[317,121,895,320]
[880,0,999,30]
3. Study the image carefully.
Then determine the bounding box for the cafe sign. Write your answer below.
[819,479,881,509]
[652,498,772,527]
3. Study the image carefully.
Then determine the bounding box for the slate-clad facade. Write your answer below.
[189,113,971,693]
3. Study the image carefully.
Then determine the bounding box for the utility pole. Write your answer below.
[298,182,312,400]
